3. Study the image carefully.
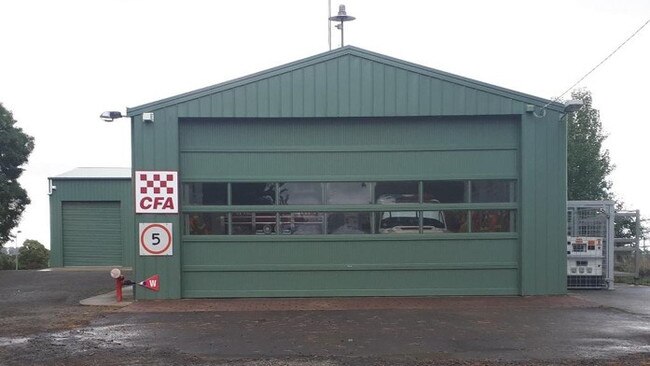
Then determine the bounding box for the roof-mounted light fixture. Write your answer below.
[329,4,355,48]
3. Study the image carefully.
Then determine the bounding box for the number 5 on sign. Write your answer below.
[139,223,173,256]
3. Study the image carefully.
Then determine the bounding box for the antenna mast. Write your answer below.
[328,0,332,50]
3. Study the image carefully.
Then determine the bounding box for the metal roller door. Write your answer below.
[62,201,122,266]
[179,117,521,297]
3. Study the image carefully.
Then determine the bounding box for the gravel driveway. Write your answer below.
[1,270,649,365]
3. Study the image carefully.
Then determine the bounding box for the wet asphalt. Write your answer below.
[1,270,650,365]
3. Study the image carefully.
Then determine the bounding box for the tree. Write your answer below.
[18,239,49,270]
[614,203,647,242]
[566,89,613,201]
[566,91,648,248]
[0,103,34,247]
[0,250,15,270]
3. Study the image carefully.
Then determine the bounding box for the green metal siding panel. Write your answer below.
[292,68,304,116]
[281,72,292,117]
[182,269,519,298]
[156,53,531,119]
[360,58,373,115]
[49,194,63,267]
[534,118,548,292]
[556,117,569,291]
[132,109,182,300]
[62,202,122,266]
[314,63,327,116]
[429,78,442,115]
[188,99,200,118]
[453,84,466,115]
[181,150,517,181]
[199,95,211,118]
[49,178,134,268]
[181,236,519,297]
[182,238,518,268]
[269,76,281,117]
[246,83,257,117]
[326,59,339,116]
[179,117,519,150]
[519,111,566,295]
[348,56,361,116]
[223,89,235,117]
[372,60,384,115]
[383,65,396,115]
[418,75,430,115]
[338,57,350,116]
[235,84,246,117]
[182,236,519,297]
[407,72,419,115]
[127,47,564,117]
[257,78,270,117]
[179,117,519,181]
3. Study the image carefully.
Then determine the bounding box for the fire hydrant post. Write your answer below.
[110,268,124,302]
[115,275,124,302]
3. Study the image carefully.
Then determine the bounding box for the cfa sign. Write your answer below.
[135,171,178,214]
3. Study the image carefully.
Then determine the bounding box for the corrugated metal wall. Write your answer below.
[172,55,527,119]
[129,47,566,299]
[520,114,567,295]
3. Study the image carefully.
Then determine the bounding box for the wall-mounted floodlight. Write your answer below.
[100,111,154,123]
[329,4,355,48]
[142,112,154,123]
[100,111,124,122]
[563,100,584,113]
[48,179,57,195]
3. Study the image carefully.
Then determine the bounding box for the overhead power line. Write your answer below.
[543,17,650,109]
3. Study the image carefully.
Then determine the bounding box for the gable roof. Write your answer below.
[51,167,131,180]
[127,45,563,116]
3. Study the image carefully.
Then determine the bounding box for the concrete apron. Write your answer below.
[80,286,134,307]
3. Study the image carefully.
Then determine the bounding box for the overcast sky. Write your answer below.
[1,0,648,249]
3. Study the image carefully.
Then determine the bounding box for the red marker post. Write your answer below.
[110,268,125,302]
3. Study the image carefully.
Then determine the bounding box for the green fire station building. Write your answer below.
[50,46,568,299]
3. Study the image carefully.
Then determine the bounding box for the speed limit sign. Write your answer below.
[139,223,173,256]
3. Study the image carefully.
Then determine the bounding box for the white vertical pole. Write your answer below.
[15,230,21,270]
[607,203,615,289]
[328,0,332,50]
[634,209,641,279]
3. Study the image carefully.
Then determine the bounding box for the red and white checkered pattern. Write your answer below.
[135,171,178,213]
[139,173,175,195]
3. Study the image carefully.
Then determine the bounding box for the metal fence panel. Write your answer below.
[567,201,615,289]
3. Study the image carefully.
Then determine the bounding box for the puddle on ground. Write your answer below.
[575,338,650,359]
[0,324,143,356]
[48,324,143,351]
[0,337,30,347]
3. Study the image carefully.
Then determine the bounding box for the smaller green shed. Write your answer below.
[49,168,134,268]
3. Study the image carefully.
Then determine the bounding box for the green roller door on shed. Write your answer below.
[62,201,122,266]
[180,117,521,297]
